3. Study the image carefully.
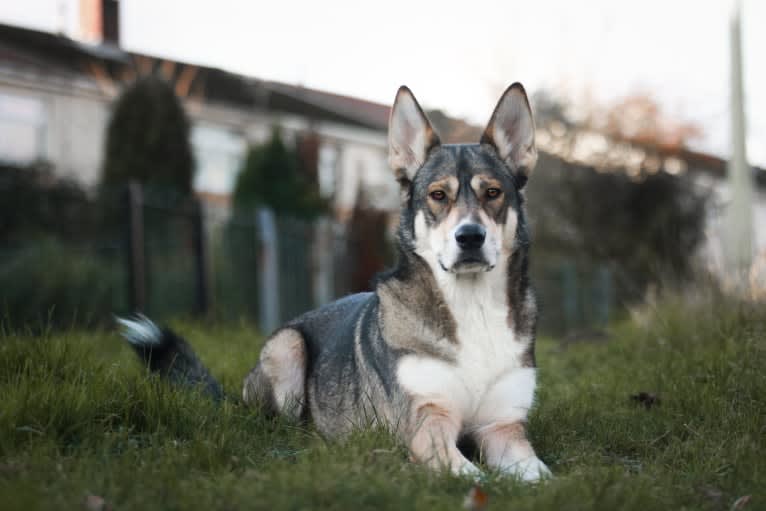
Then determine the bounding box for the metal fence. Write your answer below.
[0,180,622,335]
[0,181,356,332]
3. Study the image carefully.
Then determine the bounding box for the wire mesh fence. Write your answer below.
[1,179,638,336]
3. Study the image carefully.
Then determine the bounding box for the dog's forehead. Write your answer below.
[417,144,510,183]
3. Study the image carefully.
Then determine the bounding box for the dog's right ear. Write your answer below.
[388,86,440,183]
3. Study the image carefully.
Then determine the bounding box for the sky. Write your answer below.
[1,0,764,166]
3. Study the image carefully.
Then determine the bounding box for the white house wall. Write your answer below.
[49,93,109,183]
[0,68,107,183]
[1,63,396,216]
[312,121,395,214]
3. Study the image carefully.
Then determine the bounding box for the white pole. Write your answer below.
[724,0,754,276]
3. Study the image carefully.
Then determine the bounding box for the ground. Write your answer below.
[0,292,763,510]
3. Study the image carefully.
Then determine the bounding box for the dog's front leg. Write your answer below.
[408,402,480,477]
[475,421,551,482]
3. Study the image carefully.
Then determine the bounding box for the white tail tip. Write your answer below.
[115,313,162,346]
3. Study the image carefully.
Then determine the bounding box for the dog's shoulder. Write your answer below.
[374,257,460,362]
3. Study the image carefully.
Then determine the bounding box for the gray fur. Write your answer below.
[243,140,538,441]
[120,85,543,475]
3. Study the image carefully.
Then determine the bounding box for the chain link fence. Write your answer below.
[1,177,668,336]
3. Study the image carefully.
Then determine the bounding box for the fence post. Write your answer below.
[593,266,612,326]
[561,262,578,333]
[192,198,210,316]
[125,181,146,313]
[312,216,334,307]
[256,208,280,334]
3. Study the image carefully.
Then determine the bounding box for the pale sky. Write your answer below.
[1,0,764,166]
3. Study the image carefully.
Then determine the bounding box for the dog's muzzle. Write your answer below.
[451,223,491,272]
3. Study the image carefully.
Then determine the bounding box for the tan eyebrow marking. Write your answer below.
[428,176,458,200]
[470,175,503,195]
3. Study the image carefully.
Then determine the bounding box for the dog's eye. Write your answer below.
[429,190,446,201]
[486,188,502,199]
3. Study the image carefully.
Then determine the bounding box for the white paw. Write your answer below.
[501,456,552,483]
[455,461,484,480]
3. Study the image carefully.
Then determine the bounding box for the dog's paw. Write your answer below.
[455,461,484,481]
[500,456,552,483]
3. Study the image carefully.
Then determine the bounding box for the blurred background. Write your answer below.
[0,0,763,335]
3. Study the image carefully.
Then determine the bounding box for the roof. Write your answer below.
[4,22,761,184]
[260,81,390,131]
[0,22,390,131]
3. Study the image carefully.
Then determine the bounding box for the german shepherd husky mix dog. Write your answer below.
[118,83,551,482]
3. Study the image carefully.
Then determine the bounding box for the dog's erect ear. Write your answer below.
[388,86,440,183]
[481,83,537,186]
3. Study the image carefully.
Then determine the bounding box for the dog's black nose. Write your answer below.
[455,223,486,250]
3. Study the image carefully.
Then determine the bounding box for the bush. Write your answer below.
[527,153,709,296]
[0,163,98,243]
[0,238,123,332]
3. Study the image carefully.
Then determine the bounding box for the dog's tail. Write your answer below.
[116,314,225,402]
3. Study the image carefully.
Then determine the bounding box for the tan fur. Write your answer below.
[427,176,459,202]
[469,175,503,196]
[470,175,508,221]
[476,421,536,469]
[408,402,476,474]
[378,261,458,360]
[257,329,306,419]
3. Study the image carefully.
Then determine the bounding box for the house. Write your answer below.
[2,1,763,321]
[0,14,398,223]
[0,4,409,310]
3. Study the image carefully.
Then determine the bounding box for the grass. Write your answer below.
[0,293,764,510]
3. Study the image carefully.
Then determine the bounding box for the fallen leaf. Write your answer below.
[463,485,489,511]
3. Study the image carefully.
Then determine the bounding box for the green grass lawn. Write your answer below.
[1,293,764,510]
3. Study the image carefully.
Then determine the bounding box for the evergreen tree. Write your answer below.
[232,129,325,219]
[102,76,194,197]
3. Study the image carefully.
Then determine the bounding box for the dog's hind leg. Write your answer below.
[242,328,307,420]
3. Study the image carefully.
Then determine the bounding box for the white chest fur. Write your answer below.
[396,265,537,430]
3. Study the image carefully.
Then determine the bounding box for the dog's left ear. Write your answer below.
[388,86,440,184]
[481,83,537,187]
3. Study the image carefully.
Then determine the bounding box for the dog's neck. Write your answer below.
[392,247,525,314]
[377,247,533,351]
[431,257,509,307]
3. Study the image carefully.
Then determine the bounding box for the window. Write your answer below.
[192,124,245,196]
[318,143,338,198]
[0,92,47,164]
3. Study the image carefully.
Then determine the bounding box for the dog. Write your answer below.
[117,83,551,482]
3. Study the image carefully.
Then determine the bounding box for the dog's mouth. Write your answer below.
[440,253,493,274]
